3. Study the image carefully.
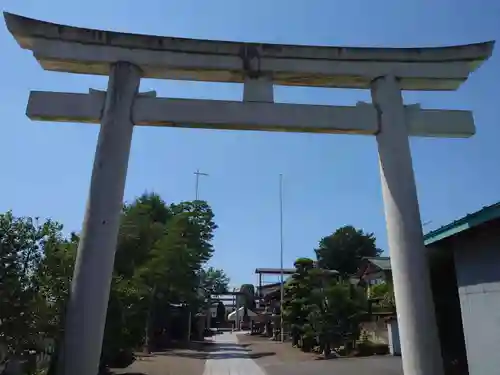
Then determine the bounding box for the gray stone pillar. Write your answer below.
[235,296,240,331]
[207,296,211,330]
[59,62,141,375]
[371,75,444,375]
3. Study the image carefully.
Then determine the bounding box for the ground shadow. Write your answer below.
[150,339,245,352]
[247,352,276,359]
[202,343,251,349]
[202,346,249,352]
[155,351,276,360]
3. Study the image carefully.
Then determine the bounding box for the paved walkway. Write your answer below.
[202,332,266,375]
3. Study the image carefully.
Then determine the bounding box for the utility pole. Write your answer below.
[194,170,208,329]
[279,174,285,343]
[194,169,209,200]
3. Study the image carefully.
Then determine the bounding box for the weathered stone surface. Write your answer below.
[3,12,494,90]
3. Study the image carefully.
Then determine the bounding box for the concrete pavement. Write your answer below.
[202,331,266,375]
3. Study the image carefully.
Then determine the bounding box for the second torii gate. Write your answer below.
[208,290,245,330]
[4,12,494,375]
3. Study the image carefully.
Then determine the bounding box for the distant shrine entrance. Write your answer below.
[4,12,494,375]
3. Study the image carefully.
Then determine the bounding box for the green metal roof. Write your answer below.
[424,201,500,246]
[363,256,392,271]
[355,202,500,273]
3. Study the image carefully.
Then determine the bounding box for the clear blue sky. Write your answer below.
[1,0,499,287]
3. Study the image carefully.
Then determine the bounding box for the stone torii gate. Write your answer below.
[207,290,244,330]
[4,12,493,375]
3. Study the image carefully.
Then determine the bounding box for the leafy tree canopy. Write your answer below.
[199,267,230,296]
[109,194,220,352]
[283,256,368,354]
[315,225,381,279]
[370,282,395,312]
[0,211,70,358]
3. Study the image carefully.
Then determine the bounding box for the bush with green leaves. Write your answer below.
[370,282,395,312]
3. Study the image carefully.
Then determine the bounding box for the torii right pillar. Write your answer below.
[372,75,443,375]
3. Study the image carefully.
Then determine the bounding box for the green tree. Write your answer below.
[283,256,367,356]
[170,200,217,265]
[103,193,173,357]
[282,258,317,350]
[315,226,381,279]
[35,232,78,375]
[0,211,66,367]
[107,194,219,356]
[308,279,366,357]
[101,275,147,368]
[0,193,222,372]
[199,267,230,296]
[370,282,395,312]
[114,193,173,279]
[199,267,230,327]
[36,233,78,338]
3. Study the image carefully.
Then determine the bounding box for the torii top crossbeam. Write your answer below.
[210,291,245,296]
[4,12,495,139]
[4,12,493,91]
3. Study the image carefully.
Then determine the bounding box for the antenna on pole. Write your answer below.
[194,169,209,201]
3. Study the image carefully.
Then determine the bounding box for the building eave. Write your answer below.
[424,202,500,246]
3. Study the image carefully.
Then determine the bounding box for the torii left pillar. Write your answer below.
[58,62,141,375]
